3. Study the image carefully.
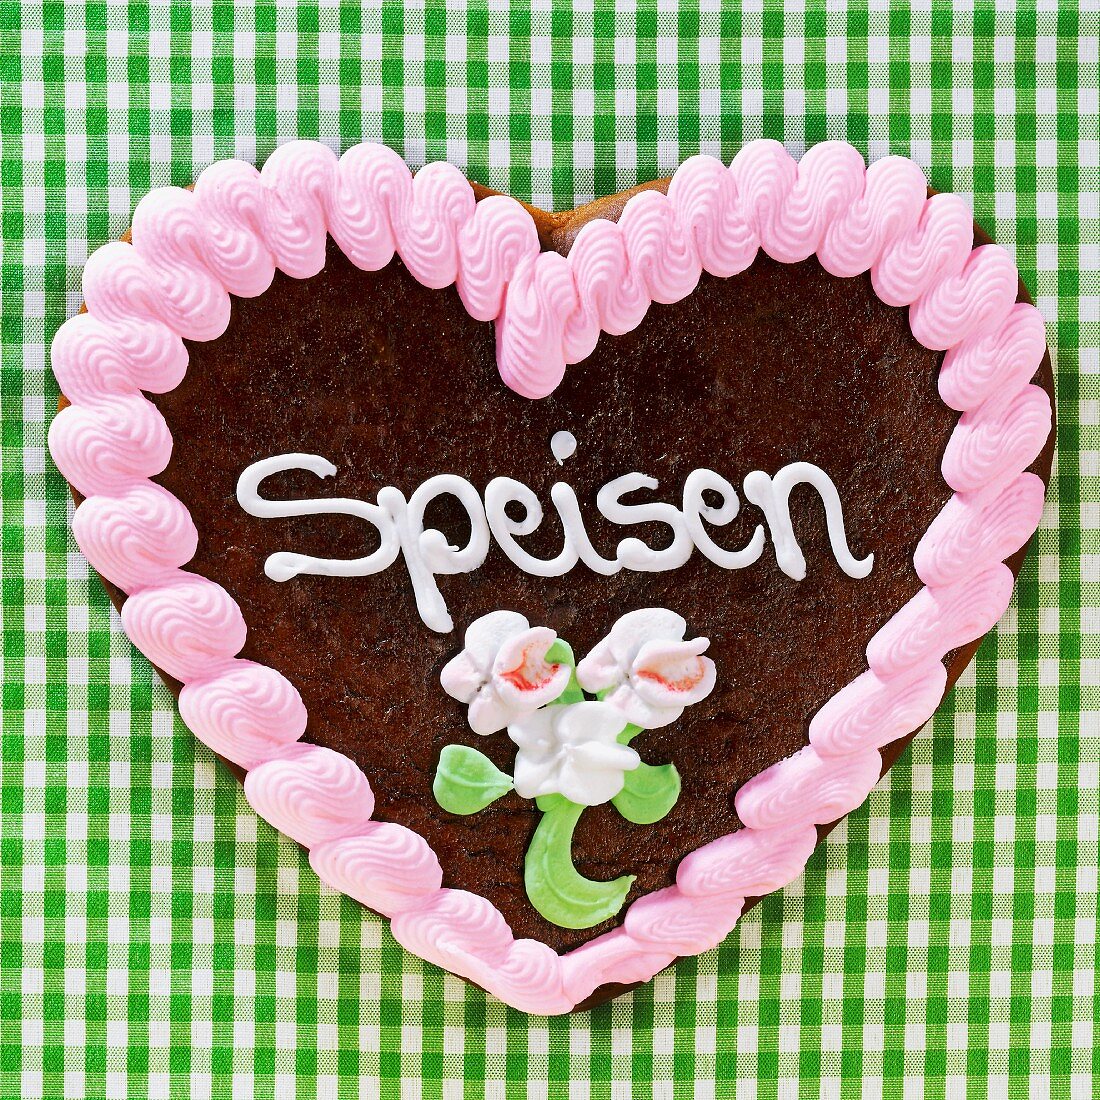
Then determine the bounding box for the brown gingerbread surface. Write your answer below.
[145,230,970,954]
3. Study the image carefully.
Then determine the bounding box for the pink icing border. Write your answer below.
[48,140,1052,1015]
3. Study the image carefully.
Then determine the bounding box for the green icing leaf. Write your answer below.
[433,745,514,815]
[545,638,585,705]
[612,761,681,824]
[525,795,635,928]
[544,638,573,666]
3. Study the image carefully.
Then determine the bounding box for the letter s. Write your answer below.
[235,453,400,581]
[596,472,694,572]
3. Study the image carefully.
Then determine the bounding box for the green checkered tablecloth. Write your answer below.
[1,2,1097,1097]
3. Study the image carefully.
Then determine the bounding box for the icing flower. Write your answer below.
[434,606,713,928]
[508,701,640,806]
[441,610,571,735]
[576,608,716,729]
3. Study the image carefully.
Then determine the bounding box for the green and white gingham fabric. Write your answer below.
[2,3,1097,1097]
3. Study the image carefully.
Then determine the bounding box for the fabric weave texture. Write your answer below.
[0,2,1096,1097]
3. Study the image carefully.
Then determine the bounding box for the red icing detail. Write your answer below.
[636,659,705,694]
[499,640,561,692]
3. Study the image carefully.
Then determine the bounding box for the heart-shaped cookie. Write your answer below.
[49,140,1054,1013]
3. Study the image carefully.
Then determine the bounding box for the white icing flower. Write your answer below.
[575,608,716,729]
[441,610,571,735]
[508,701,640,806]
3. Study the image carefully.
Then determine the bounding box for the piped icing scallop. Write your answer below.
[49,140,1053,1013]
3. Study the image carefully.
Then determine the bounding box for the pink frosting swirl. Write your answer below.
[938,303,1048,413]
[496,252,581,398]
[910,243,1020,350]
[389,889,513,979]
[618,189,703,304]
[665,154,757,278]
[243,743,375,847]
[481,940,573,1015]
[456,195,541,322]
[120,572,245,681]
[871,192,974,308]
[252,141,334,280]
[324,141,408,273]
[178,660,306,769]
[48,139,1051,1013]
[727,140,800,258]
[942,384,1053,494]
[818,155,928,278]
[808,662,949,758]
[866,565,1014,678]
[914,473,1047,588]
[190,158,278,296]
[71,480,197,593]
[735,746,883,832]
[50,312,187,404]
[559,931,677,1005]
[309,824,442,917]
[391,160,476,290]
[750,141,869,264]
[81,241,172,326]
[566,219,651,337]
[48,395,172,499]
[624,887,744,955]
[677,824,819,899]
[130,187,235,342]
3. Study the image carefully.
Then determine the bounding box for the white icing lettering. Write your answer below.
[741,461,873,581]
[378,475,491,633]
[596,473,694,572]
[550,482,621,577]
[682,468,765,569]
[484,477,578,577]
[235,453,401,581]
[236,447,874,634]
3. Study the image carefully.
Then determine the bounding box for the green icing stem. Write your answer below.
[525,794,635,929]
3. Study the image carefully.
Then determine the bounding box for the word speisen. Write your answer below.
[236,448,873,633]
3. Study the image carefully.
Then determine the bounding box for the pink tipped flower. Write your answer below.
[441,611,571,735]
[576,608,716,729]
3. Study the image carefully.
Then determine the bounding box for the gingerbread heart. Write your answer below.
[49,140,1054,1013]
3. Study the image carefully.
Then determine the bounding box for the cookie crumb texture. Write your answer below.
[152,239,954,953]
